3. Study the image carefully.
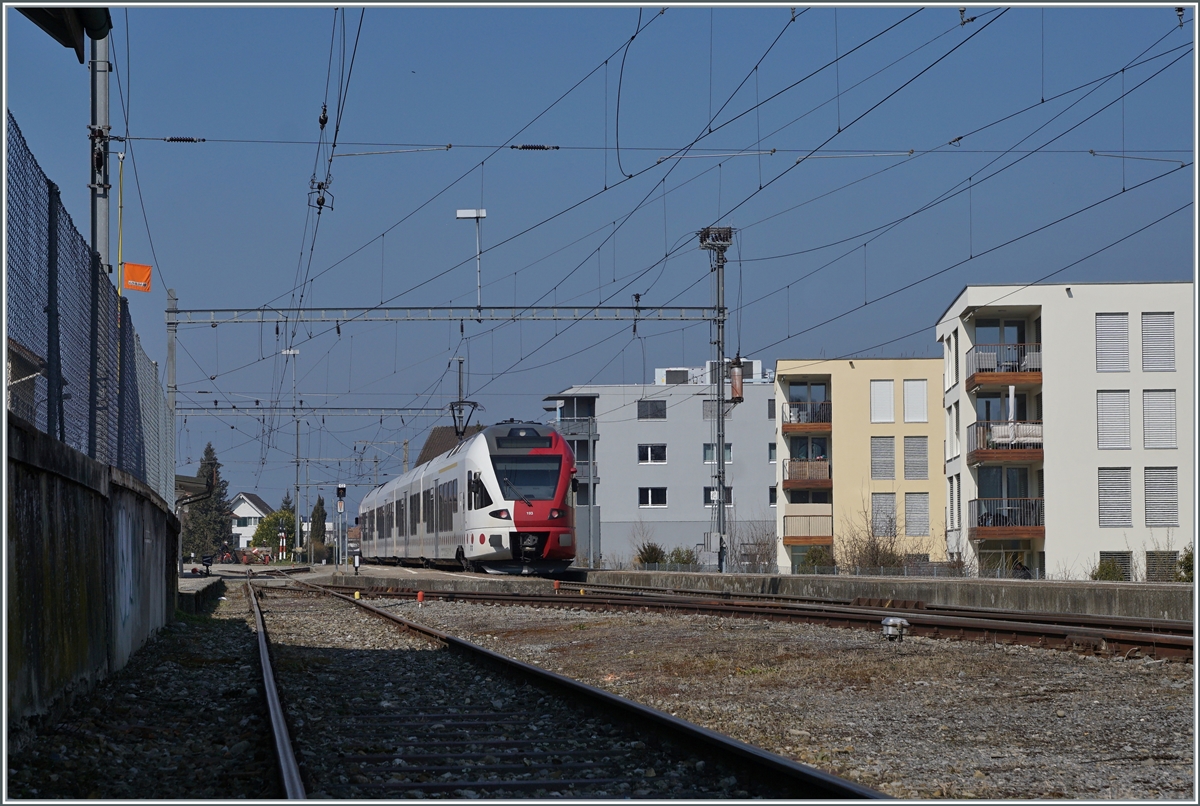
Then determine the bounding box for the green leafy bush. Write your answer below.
[1178,544,1194,583]
[666,546,699,565]
[1090,558,1126,581]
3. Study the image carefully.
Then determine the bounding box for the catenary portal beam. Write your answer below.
[176,407,443,416]
[171,306,715,324]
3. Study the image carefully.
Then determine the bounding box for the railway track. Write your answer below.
[246,575,884,799]
[316,581,1194,661]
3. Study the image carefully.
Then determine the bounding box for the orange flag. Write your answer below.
[123,262,152,292]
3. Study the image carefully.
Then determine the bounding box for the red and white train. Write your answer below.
[358,422,577,575]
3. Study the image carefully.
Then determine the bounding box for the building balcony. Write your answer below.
[781,401,832,434]
[965,343,1042,390]
[782,514,833,547]
[968,497,1044,541]
[782,459,833,490]
[967,421,1043,465]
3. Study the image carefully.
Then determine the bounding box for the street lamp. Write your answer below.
[456,208,486,312]
[282,348,300,554]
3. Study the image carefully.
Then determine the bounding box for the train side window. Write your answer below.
[409,493,420,535]
[469,472,493,510]
[397,498,406,537]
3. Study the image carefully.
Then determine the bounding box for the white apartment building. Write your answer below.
[545,361,778,567]
[937,282,1193,579]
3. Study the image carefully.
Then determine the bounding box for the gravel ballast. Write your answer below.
[7,581,1194,800]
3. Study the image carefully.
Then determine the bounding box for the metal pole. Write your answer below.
[46,181,62,442]
[294,356,299,559]
[167,289,179,574]
[589,415,597,569]
[89,35,110,276]
[475,216,482,311]
[715,244,727,572]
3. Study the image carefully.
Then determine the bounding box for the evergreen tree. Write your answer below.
[280,490,294,512]
[181,442,231,560]
[310,496,327,545]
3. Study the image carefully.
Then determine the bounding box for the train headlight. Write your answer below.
[548,509,564,519]
[489,508,511,520]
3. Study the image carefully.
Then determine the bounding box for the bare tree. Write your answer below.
[728,511,779,574]
[836,491,905,571]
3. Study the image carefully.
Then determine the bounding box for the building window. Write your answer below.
[702,399,735,420]
[953,402,960,457]
[769,486,777,507]
[569,439,590,462]
[1096,390,1131,450]
[637,399,666,420]
[1143,390,1176,449]
[870,436,895,480]
[1095,312,1130,372]
[1141,312,1175,372]
[1098,551,1133,582]
[637,444,667,463]
[576,483,591,506]
[703,486,733,507]
[1144,467,1179,527]
[1097,468,1132,528]
[1146,551,1180,582]
[767,397,776,420]
[903,379,928,423]
[871,493,896,536]
[870,380,894,423]
[903,436,928,480]
[560,397,595,419]
[768,442,777,463]
[638,487,667,508]
[703,443,732,463]
[905,493,930,536]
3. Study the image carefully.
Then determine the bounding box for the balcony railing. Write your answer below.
[967,421,1044,452]
[965,343,1042,376]
[969,498,1044,528]
[782,401,832,425]
[784,459,831,481]
[783,514,833,537]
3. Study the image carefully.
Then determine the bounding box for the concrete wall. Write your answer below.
[590,570,1193,621]
[6,415,178,736]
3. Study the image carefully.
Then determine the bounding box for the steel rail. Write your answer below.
[569,580,1193,635]
[318,583,1193,660]
[288,578,886,800]
[246,577,307,799]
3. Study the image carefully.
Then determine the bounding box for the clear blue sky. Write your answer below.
[5,4,1195,512]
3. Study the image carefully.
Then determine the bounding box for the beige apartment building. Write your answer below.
[774,359,946,572]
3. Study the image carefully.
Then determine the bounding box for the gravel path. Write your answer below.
[7,583,1193,800]
[393,599,1195,800]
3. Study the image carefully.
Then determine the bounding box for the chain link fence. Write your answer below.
[6,111,173,505]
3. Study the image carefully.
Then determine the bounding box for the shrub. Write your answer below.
[1177,543,1194,583]
[1090,558,1126,581]
[635,541,668,564]
[802,545,835,569]
[666,546,699,566]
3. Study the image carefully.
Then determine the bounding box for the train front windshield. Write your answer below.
[491,455,562,501]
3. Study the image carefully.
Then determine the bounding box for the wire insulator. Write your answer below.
[165,136,204,143]
[510,144,559,150]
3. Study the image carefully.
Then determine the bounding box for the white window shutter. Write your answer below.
[1097,468,1132,528]
[1143,390,1176,449]
[870,436,895,480]
[903,436,928,480]
[1144,467,1179,527]
[871,492,896,536]
[870,380,894,423]
[903,379,928,422]
[1141,312,1175,372]
[1095,313,1129,372]
[905,492,930,536]
[1096,390,1130,450]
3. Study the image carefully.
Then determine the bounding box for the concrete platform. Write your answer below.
[176,574,226,615]
[329,565,1193,621]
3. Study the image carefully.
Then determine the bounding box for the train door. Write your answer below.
[408,490,419,559]
[423,484,436,560]
[397,494,406,560]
